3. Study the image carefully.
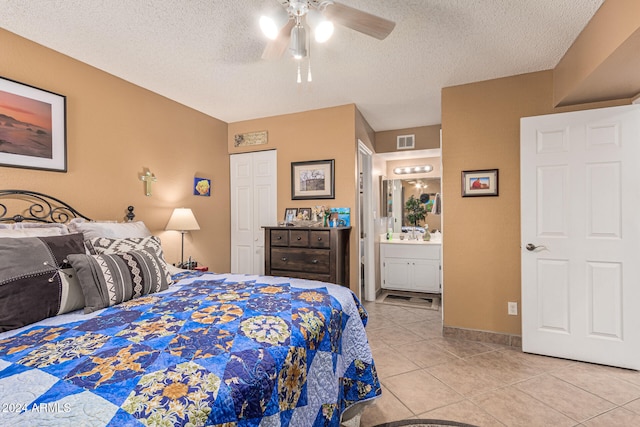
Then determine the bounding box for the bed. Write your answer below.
[0,190,380,426]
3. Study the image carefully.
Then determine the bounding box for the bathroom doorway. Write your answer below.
[371,148,442,301]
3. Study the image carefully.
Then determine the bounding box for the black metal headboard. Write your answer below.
[0,190,135,223]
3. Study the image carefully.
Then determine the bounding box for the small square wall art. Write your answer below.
[194,177,211,196]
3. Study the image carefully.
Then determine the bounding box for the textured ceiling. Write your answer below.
[0,0,603,131]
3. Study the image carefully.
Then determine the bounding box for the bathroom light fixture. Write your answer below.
[165,208,200,268]
[393,165,434,175]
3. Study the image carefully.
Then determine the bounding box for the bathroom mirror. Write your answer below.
[382,178,441,232]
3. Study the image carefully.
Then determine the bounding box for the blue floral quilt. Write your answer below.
[0,273,380,426]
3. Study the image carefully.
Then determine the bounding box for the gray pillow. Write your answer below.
[68,249,171,314]
[84,236,172,286]
[0,233,87,332]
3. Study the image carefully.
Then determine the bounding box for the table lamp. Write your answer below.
[165,208,200,268]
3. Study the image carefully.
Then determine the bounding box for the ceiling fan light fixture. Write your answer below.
[290,23,307,59]
[306,9,334,43]
[259,7,289,40]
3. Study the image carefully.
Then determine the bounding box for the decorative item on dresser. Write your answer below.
[263,226,350,287]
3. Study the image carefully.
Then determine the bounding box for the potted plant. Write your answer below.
[405,195,427,239]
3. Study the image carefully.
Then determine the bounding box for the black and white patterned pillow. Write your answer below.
[68,249,171,314]
[85,236,172,285]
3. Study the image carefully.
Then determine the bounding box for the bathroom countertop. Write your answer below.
[379,234,442,245]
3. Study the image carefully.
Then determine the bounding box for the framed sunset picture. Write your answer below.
[0,77,66,172]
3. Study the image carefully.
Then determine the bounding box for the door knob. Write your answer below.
[525,243,547,252]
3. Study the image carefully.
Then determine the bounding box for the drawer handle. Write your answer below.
[311,259,318,264]
[281,257,288,262]
[277,236,282,240]
[296,236,302,240]
[317,237,322,241]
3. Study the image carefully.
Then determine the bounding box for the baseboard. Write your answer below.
[443,326,522,348]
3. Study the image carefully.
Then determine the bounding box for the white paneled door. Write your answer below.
[230,150,277,275]
[521,105,640,370]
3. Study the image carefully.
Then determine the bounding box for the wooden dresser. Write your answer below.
[263,226,351,287]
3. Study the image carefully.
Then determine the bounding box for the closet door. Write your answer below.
[230,150,277,274]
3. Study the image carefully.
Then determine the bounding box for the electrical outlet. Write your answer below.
[508,302,518,316]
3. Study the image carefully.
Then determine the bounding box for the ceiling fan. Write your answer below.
[260,0,396,61]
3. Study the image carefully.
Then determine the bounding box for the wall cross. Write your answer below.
[140,171,157,196]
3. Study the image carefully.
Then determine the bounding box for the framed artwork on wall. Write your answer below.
[193,177,211,196]
[291,159,335,200]
[462,169,499,197]
[0,76,66,172]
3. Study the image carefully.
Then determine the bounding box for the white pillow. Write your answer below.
[68,218,152,240]
[0,223,69,237]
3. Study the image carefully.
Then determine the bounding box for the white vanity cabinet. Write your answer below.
[380,242,441,293]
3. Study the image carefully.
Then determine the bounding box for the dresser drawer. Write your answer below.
[271,230,289,246]
[271,248,329,273]
[289,230,309,247]
[271,270,331,283]
[309,230,330,248]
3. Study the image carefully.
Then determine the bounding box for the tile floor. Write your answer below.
[358,300,640,427]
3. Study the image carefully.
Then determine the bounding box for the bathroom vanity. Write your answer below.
[380,236,441,293]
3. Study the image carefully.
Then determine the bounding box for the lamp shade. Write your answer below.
[165,208,200,232]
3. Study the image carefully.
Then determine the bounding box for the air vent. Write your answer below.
[397,134,415,150]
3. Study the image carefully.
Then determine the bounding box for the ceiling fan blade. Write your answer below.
[323,2,395,40]
[261,19,295,60]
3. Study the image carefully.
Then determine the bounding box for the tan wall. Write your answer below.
[442,70,631,336]
[228,105,360,293]
[375,124,441,153]
[554,0,640,106]
[355,108,376,153]
[0,29,231,271]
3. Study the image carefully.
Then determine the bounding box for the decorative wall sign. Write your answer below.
[461,169,499,197]
[193,177,211,196]
[291,159,335,200]
[0,76,66,172]
[234,130,268,147]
